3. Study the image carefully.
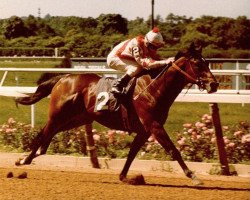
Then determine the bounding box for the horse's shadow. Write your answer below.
[145,183,250,191]
[100,181,250,191]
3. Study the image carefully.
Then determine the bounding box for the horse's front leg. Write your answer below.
[120,132,149,185]
[151,122,203,186]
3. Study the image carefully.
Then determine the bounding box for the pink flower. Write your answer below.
[7,118,16,124]
[192,131,197,137]
[183,123,192,128]
[207,115,212,120]
[140,152,146,156]
[196,135,201,139]
[228,142,235,148]
[234,131,243,137]
[223,126,229,131]
[205,119,212,124]
[223,136,230,144]
[116,130,127,136]
[202,114,210,119]
[195,122,206,128]
[177,137,186,146]
[93,134,100,141]
[202,127,208,131]
[204,129,214,135]
[5,128,13,133]
[107,130,115,136]
[154,139,159,144]
[187,129,194,134]
[146,144,152,151]
[241,134,250,143]
[148,135,155,142]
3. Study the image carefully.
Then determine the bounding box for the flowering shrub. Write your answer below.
[0,116,249,163]
[0,118,133,158]
[0,118,39,151]
[0,118,87,154]
[175,114,250,163]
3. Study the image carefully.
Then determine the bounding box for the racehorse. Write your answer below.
[15,43,218,185]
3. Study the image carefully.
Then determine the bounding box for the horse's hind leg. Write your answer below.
[15,128,45,165]
[16,105,94,166]
[85,123,100,168]
[119,132,149,185]
[37,123,99,168]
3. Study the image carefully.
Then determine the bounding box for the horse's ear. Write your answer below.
[175,51,182,60]
[189,40,203,54]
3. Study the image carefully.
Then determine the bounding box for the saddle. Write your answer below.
[94,76,136,112]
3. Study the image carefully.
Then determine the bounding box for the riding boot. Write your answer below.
[111,74,132,95]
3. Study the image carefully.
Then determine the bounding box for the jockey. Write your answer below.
[107,27,175,95]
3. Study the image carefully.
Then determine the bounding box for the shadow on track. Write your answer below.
[145,183,250,191]
[99,181,250,191]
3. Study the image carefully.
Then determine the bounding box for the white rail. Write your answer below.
[0,67,249,74]
[0,68,250,127]
[1,68,250,102]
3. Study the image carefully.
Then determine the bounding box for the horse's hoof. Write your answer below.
[191,174,204,186]
[15,158,29,166]
[15,158,23,166]
[121,174,146,185]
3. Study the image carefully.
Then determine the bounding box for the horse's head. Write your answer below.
[174,42,219,93]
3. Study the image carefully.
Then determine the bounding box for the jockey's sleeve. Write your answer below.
[132,46,166,69]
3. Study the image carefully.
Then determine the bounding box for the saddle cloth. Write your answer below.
[94,77,120,112]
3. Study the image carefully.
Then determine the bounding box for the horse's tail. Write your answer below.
[15,75,66,105]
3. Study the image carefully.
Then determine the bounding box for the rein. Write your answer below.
[133,64,169,100]
[133,57,201,100]
[171,60,198,84]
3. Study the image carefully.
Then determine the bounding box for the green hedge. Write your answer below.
[0,47,55,57]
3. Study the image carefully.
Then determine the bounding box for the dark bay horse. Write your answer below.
[15,43,218,185]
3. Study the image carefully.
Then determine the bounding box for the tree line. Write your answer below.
[0,13,249,58]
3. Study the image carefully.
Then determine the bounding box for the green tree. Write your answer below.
[160,13,192,46]
[3,16,27,39]
[227,16,250,49]
[180,23,213,48]
[45,36,65,48]
[128,17,148,37]
[25,15,39,36]
[97,14,128,35]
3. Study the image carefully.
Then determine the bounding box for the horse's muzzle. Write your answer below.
[208,81,219,93]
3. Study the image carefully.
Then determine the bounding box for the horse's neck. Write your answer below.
[143,65,186,120]
[151,66,186,102]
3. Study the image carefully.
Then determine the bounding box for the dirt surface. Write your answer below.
[0,153,249,200]
[1,166,250,200]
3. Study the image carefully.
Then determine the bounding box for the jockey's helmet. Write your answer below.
[145,27,165,49]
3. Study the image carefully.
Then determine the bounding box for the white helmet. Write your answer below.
[145,27,165,48]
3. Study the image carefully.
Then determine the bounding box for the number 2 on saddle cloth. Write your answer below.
[94,76,136,112]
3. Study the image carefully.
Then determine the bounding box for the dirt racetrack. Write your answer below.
[0,153,250,200]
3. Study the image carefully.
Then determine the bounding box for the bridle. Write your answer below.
[133,57,206,100]
[171,57,206,90]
